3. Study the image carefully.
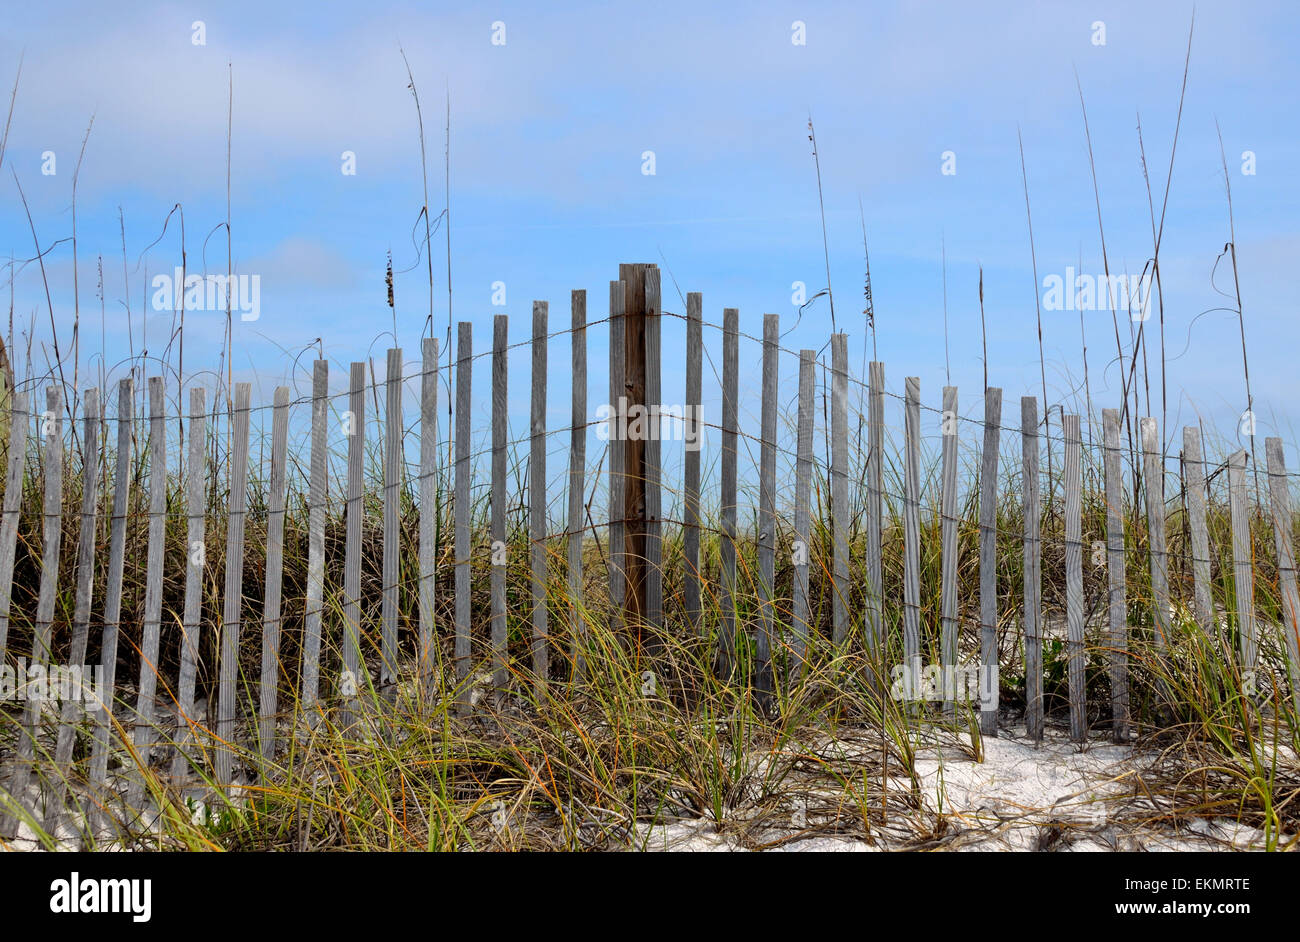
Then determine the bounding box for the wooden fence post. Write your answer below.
[128,379,166,809]
[341,364,366,730]
[2,387,63,836]
[644,269,663,635]
[683,293,703,634]
[419,339,439,704]
[1064,413,1085,741]
[719,307,739,675]
[940,385,958,717]
[866,361,885,687]
[568,290,587,677]
[302,362,328,723]
[903,376,922,673]
[1102,408,1128,742]
[792,350,815,680]
[1141,417,1171,654]
[215,382,252,790]
[756,313,778,698]
[0,391,27,668]
[48,389,101,834]
[608,282,626,628]
[454,325,472,709]
[258,386,290,768]
[0,390,25,835]
[381,350,402,702]
[530,300,550,693]
[1229,449,1256,673]
[1022,396,1043,742]
[1182,426,1215,635]
[978,387,1002,736]
[831,335,850,648]
[491,315,508,691]
[617,263,653,637]
[1265,438,1300,697]
[173,387,207,781]
[87,379,132,838]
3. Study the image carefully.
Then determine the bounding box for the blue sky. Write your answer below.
[1,0,1297,481]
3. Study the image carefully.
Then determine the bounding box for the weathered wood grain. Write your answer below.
[568,291,587,678]
[1064,413,1085,741]
[1102,408,1128,742]
[756,313,778,698]
[1022,396,1042,742]
[215,382,252,789]
[792,350,815,681]
[832,336,850,648]
[172,387,207,781]
[978,387,1002,736]
[940,385,958,717]
[530,300,550,693]
[257,386,290,768]
[380,350,402,702]
[683,293,703,634]
[719,307,739,675]
[491,315,508,690]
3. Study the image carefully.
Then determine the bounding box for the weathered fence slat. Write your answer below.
[530,300,550,694]
[1141,417,1171,654]
[978,387,1002,736]
[1022,396,1043,742]
[903,376,921,671]
[257,386,290,769]
[172,387,207,781]
[0,392,25,835]
[940,385,958,717]
[1265,438,1300,697]
[1229,449,1256,671]
[644,269,663,633]
[683,292,703,634]
[128,379,166,808]
[608,282,626,626]
[831,335,850,648]
[341,364,366,730]
[35,386,65,673]
[491,315,508,690]
[1102,408,1128,742]
[87,379,132,838]
[215,382,252,790]
[454,326,472,708]
[418,339,439,703]
[568,290,587,677]
[46,389,102,836]
[4,387,64,836]
[792,350,815,680]
[866,361,885,685]
[756,313,778,697]
[301,361,328,723]
[381,350,402,701]
[617,264,651,633]
[719,307,739,675]
[1182,426,1215,633]
[17,290,1300,837]
[1064,413,1085,742]
[0,392,28,681]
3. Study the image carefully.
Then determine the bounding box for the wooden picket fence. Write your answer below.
[1,260,1299,843]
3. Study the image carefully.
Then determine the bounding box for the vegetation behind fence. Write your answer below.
[1,262,1298,848]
